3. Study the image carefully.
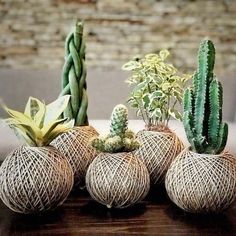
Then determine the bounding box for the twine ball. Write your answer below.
[165,148,236,213]
[135,130,183,184]
[0,146,74,214]
[52,126,98,187]
[86,152,150,208]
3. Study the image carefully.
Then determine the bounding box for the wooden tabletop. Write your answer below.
[0,186,235,236]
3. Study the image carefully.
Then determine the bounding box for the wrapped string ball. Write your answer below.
[0,96,74,214]
[86,104,150,208]
[0,146,73,214]
[135,126,183,185]
[53,126,98,186]
[165,149,236,213]
[52,21,98,187]
[165,40,236,213]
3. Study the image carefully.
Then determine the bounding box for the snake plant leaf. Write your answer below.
[3,106,40,134]
[24,97,43,119]
[34,101,46,128]
[12,126,36,146]
[5,118,38,144]
[42,117,68,137]
[46,119,74,146]
[44,95,71,126]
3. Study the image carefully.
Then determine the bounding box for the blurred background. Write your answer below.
[0,0,236,120]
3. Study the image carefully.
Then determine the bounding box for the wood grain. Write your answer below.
[0,185,235,236]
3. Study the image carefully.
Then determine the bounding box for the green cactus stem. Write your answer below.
[60,21,88,126]
[183,39,228,154]
[90,104,139,153]
[110,104,128,137]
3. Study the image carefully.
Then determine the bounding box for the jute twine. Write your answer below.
[86,152,150,208]
[135,130,183,185]
[165,148,236,213]
[52,126,98,187]
[0,146,73,214]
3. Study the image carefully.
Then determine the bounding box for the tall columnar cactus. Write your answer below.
[90,104,139,153]
[60,21,88,126]
[183,40,228,154]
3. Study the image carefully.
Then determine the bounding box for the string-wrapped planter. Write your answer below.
[0,146,73,214]
[86,105,150,208]
[123,50,189,185]
[53,126,98,186]
[52,22,98,187]
[165,40,236,213]
[0,96,74,214]
[135,127,183,184]
[165,149,236,213]
[86,152,150,208]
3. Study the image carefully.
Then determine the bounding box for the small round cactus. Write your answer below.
[90,104,139,153]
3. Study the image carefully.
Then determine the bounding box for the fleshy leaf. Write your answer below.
[3,105,40,134]
[24,97,44,119]
[44,95,71,126]
[168,108,182,121]
[46,119,74,145]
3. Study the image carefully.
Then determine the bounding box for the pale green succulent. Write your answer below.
[2,95,74,147]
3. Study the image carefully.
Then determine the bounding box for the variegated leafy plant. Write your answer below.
[122,50,190,128]
[2,95,74,147]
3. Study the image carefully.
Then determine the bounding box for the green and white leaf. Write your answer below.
[168,108,182,121]
[44,95,71,126]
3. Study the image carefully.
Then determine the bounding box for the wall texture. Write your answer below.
[0,0,236,74]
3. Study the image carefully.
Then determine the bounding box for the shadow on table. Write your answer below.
[145,183,169,204]
[80,200,147,219]
[77,183,170,220]
[165,202,236,235]
[0,204,68,235]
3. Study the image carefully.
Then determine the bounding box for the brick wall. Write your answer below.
[0,0,236,74]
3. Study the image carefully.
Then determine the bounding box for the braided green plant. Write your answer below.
[60,21,88,126]
[90,104,139,153]
[52,21,98,187]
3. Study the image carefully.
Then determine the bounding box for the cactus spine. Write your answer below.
[90,104,139,153]
[60,21,88,126]
[183,40,228,154]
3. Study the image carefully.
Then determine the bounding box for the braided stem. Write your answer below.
[61,21,88,126]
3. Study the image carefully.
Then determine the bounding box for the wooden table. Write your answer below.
[0,186,235,236]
